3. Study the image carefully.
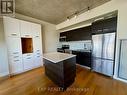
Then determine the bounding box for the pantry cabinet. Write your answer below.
[3,16,43,75]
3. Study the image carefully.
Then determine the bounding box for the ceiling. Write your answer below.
[15,0,111,24]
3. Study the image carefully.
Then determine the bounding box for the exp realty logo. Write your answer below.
[0,0,15,16]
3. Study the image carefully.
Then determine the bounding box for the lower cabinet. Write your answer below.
[8,52,24,74]
[23,53,34,71]
[72,51,91,68]
[33,50,43,67]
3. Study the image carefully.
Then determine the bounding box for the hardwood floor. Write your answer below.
[0,65,127,95]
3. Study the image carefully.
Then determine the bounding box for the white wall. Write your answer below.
[56,0,127,82]
[0,18,9,77]
[15,13,58,53]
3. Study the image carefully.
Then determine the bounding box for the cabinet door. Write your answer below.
[31,23,41,37]
[9,54,23,74]
[8,52,23,74]
[103,17,117,33]
[33,37,43,67]
[3,16,20,37]
[92,20,103,34]
[20,20,32,37]
[23,54,34,71]
[7,37,22,52]
[33,37,42,53]
[34,52,43,67]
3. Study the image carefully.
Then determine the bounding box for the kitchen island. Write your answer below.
[43,52,76,90]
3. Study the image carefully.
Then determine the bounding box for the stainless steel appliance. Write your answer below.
[92,32,116,76]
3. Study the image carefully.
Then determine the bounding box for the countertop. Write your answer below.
[43,52,76,63]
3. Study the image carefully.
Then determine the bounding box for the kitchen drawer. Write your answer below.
[23,54,34,71]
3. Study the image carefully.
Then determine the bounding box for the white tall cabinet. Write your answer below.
[3,16,43,75]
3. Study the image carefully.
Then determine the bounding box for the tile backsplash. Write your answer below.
[58,40,92,50]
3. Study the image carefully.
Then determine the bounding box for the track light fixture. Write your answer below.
[66,6,91,21]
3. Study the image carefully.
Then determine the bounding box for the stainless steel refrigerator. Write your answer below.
[92,32,116,76]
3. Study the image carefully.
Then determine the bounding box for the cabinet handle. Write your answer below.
[103,29,109,31]
[14,60,20,62]
[27,57,31,59]
[36,36,39,37]
[11,34,17,36]
[13,52,19,54]
[25,35,30,37]
[14,56,19,58]
[27,54,31,56]
[37,56,40,57]
[97,30,102,32]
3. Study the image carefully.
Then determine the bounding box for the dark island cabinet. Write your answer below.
[60,25,92,42]
[92,16,117,34]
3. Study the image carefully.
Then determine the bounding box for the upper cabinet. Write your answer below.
[20,20,32,38]
[31,23,41,37]
[103,17,117,33]
[92,20,103,34]
[59,25,91,42]
[92,16,117,34]
[3,16,20,37]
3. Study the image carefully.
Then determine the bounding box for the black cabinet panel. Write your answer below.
[103,17,117,33]
[60,26,92,41]
[92,20,103,34]
[60,32,67,37]
[72,51,91,68]
[92,16,117,34]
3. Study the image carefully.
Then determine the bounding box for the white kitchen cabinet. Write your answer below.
[3,16,20,37]
[33,36,43,67]
[33,37,42,52]
[23,54,34,71]
[31,23,41,37]
[20,20,32,38]
[3,17,43,75]
[34,53,42,67]
[6,37,22,52]
[6,37,23,74]
[8,52,23,74]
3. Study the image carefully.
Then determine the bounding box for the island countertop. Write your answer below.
[43,52,76,63]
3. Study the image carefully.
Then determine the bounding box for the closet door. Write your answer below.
[118,40,127,79]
